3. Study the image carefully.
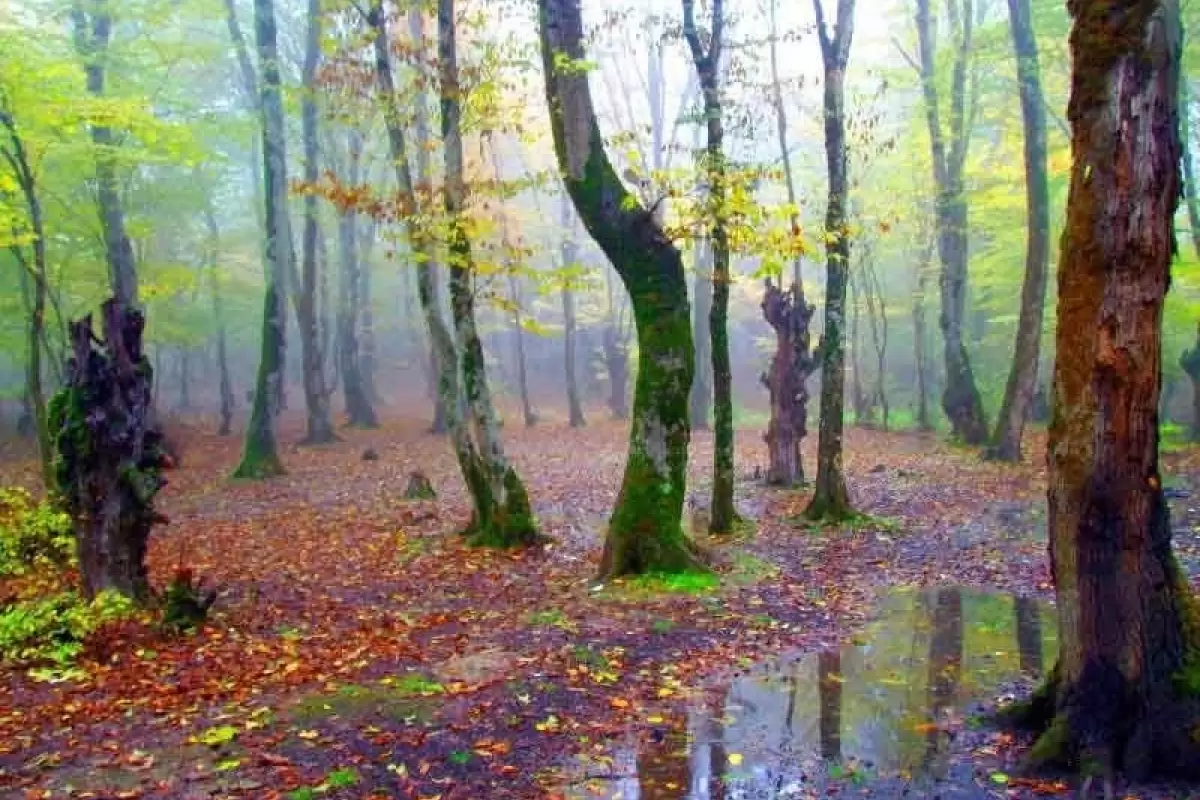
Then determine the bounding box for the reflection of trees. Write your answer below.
[638,711,691,799]
[1015,595,1043,676]
[819,651,843,761]
[923,588,963,775]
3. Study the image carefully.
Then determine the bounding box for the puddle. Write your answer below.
[564,587,1057,799]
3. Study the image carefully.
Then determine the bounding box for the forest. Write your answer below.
[1,0,1199,797]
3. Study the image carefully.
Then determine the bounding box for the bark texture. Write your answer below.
[538,0,704,576]
[988,0,1050,462]
[807,0,857,522]
[1030,0,1200,781]
[915,0,989,444]
[336,130,378,428]
[50,300,169,602]
[689,237,713,431]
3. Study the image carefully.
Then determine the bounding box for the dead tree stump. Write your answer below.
[404,470,436,500]
[49,299,169,602]
[761,279,817,486]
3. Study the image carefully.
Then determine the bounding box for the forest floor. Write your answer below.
[2,410,1200,800]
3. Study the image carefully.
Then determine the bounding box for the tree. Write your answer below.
[203,205,236,437]
[538,0,705,576]
[233,0,290,479]
[50,301,169,602]
[1022,0,1200,785]
[987,0,1050,462]
[295,0,337,444]
[683,0,736,535]
[334,129,378,428]
[913,0,988,445]
[560,194,586,428]
[806,0,857,522]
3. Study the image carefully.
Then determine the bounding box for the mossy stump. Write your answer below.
[50,299,170,603]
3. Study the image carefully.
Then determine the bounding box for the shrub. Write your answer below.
[0,589,134,667]
[0,488,74,577]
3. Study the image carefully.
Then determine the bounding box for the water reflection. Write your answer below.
[565,587,1057,799]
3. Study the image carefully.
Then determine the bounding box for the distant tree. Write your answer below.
[538,0,705,576]
[986,0,1050,462]
[1022,0,1200,786]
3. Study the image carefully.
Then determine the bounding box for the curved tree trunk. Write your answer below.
[914,0,988,445]
[538,0,704,576]
[233,0,290,479]
[987,0,1050,462]
[1026,0,1200,783]
[807,0,857,522]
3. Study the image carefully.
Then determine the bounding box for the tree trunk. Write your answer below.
[761,280,815,486]
[336,130,378,428]
[538,0,705,576]
[914,0,989,445]
[806,0,857,522]
[561,198,586,428]
[861,258,889,430]
[49,300,169,602]
[178,349,191,410]
[848,271,869,424]
[683,0,735,535]
[294,0,336,445]
[73,1,137,307]
[913,237,935,432]
[923,588,963,775]
[233,0,291,479]
[1026,0,1200,782]
[1182,77,1200,257]
[359,218,379,406]
[203,207,235,437]
[509,279,538,428]
[1,106,53,488]
[690,237,713,431]
[987,0,1050,462]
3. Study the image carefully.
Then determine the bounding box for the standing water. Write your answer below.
[564,587,1057,799]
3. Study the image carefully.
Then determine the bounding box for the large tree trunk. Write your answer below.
[987,0,1050,462]
[807,0,857,522]
[538,0,705,576]
[690,238,713,431]
[683,0,735,535]
[761,280,815,486]
[73,1,137,307]
[914,0,988,445]
[561,197,586,428]
[294,0,336,445]
[336,130,378,428]
[50,301,169,602]
[1026,0,1200,783]
[233,0,290,479]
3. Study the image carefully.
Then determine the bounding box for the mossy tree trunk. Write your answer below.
[806,0,857,522]
[233,0,290,480]
[538,0,705,576]
[914,0,989,445]
[1029,0,1200,782]
[370,1,538,548]
[1,105,53,489]
[51,300,169,602]
[335,129,378,429]
[683,0,736,535]
[987,0,1050,462]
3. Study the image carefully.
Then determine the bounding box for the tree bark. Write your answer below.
[508,272,538,428]
[807,0,857,522]
[914,0,989,445]
[683,0,735,535]
[1027,0,1200,781]
[538,0,705,576]
[294,0,336,445]
[336,129,378,428]
[202,206,235,437]
[561,196,586,428]
[233,0,290,479]
[690,237,713,431]
[761,280,815,485]
[912,236,935,432]
[987,0,1050,462]
[50,300,169,602]
[73,0,137,307]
